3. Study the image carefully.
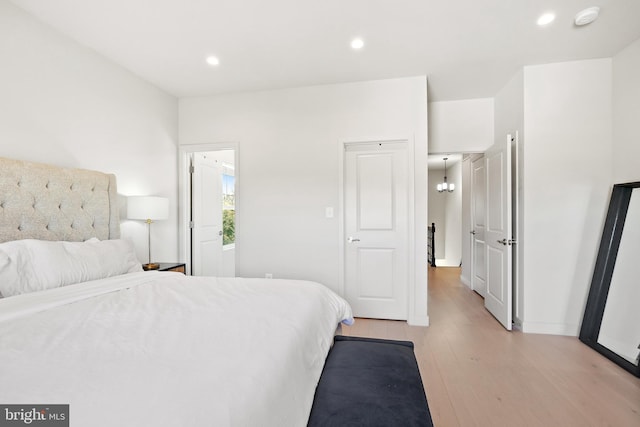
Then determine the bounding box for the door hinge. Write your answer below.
[189,221,194,229]
[508,238,517,245]
[189,164,195,174]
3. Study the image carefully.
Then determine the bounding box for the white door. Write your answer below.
[471,156,487,297]
[484,135,513,330]
[344,141,408,320]
[191,152,223,276]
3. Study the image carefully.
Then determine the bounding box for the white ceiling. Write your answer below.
[10,0,640,101]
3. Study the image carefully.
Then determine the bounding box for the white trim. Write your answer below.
[512,130,522,325]
[178,142,239,276]
[407,135,419,325]
[337,140,345,297]
[521,321,579,336]
[411,127,428,327]
[435,258,461,267]
[409,314,430,327]
[460,275,471,288]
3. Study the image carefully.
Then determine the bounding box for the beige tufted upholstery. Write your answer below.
[0,157,120,243]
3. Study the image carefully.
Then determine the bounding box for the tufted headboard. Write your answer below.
[0,157,120,243]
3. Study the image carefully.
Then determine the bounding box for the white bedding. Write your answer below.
[0,272,353,427]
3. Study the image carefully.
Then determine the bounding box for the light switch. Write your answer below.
[325,207,334,218]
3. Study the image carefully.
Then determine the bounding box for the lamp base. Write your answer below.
[142,263,160,271]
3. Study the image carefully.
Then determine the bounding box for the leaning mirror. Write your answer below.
[580,182,640,377]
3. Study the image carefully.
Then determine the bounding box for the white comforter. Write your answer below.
[0,272,353,427]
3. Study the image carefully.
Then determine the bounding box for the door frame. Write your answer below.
[178,142,239,275]
[460,155,472,287]
[511,131,521,327]
[338,137,416,322]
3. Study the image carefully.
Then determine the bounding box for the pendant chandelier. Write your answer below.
[437,157,455,193]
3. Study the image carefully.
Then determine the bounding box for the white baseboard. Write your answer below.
[408,315,429,327]
[435,258,460,267]
[521,321,579,336]
[460,275,470,288]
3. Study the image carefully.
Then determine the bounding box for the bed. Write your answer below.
[0,157,353,427]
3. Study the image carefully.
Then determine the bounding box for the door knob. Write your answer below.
[470,230,476,235]
[347,237,360,243]
[497,238,507,245]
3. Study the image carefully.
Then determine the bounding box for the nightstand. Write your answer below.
[144,263,186,274]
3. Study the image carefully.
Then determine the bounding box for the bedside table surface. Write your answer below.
[143,263,186,272]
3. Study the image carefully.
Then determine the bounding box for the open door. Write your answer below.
[484,134,513,330]
[191,152,223,276]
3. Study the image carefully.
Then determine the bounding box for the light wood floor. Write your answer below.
[341,267,640,427]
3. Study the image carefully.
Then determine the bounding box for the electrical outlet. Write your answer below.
[265,273,273,279]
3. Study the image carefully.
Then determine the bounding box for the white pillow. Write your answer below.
[0,238,142,297]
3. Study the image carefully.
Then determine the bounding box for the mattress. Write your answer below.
[0,272,353,426]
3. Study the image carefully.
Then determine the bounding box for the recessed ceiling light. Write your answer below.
[350,38,364,50]
[575,7,600,26]
[206,56,220,66]
[536,12,556,26]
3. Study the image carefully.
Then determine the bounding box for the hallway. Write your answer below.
[342,267,640,426]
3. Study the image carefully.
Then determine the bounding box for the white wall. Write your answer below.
[428,98,494,154]
[0,1,179,264]
[612,37,640,183]
[522,59,612,335]
[180,76,429,325]
[493,70,524,326]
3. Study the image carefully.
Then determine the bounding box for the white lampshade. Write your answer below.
[127,196,169,221]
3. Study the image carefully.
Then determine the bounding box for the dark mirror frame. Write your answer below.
[579,181,640,377]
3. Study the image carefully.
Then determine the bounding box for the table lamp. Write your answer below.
[127,196,169,270]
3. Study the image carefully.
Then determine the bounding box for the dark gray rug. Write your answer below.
[308,335,434,427]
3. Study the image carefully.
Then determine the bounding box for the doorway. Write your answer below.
[428,139,519,331]
[428,152,484,292]
[427,154,463,268]
[179,144,237,277]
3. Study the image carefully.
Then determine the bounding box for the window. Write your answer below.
[222,168,235,246]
